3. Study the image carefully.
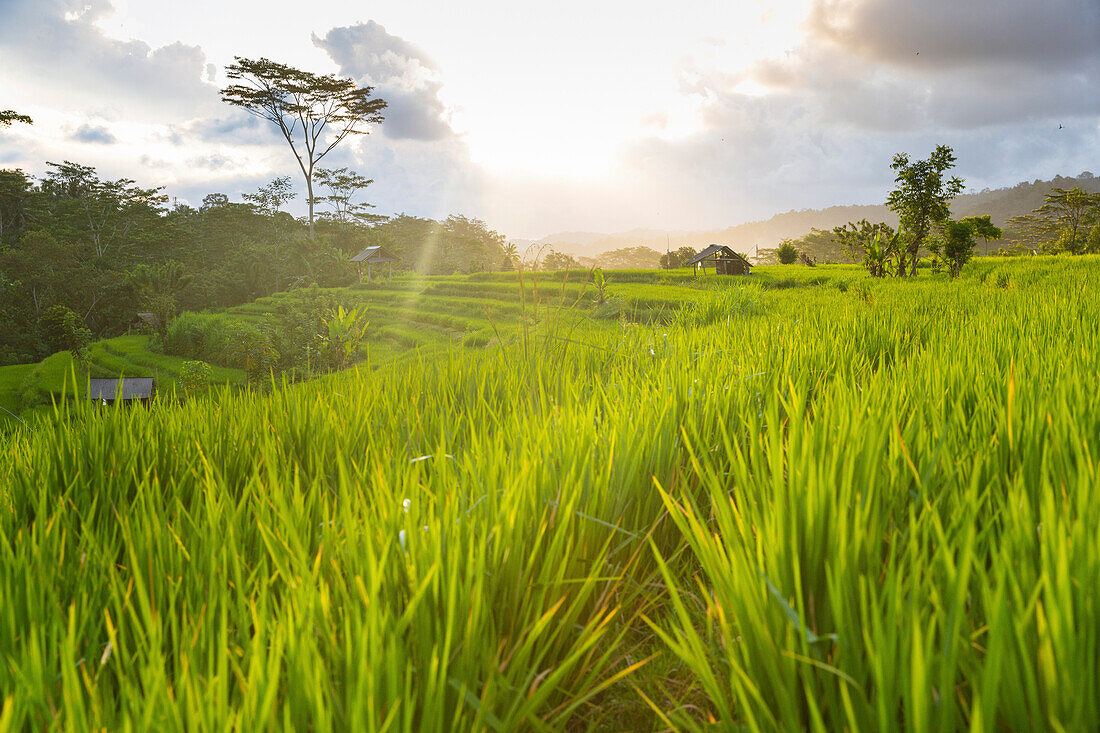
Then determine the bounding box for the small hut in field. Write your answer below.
[350,246,397,283]
[88,377,155,405]
[685,245,753,275]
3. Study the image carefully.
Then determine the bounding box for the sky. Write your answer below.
[1,0,1098,239]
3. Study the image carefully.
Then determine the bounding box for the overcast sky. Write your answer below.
[1,0,1098,239]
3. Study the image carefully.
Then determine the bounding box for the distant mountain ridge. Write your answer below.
[528,172,1100,258]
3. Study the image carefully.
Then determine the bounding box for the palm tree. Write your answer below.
[502,242,519,270]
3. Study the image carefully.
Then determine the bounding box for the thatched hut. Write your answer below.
[685,245,753,275]
[350,246,397,283]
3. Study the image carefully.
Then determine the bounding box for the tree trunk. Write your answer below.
[306,173,316,241]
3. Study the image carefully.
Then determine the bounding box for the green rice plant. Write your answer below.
[676,282,764,327]
[2,257,1099,729]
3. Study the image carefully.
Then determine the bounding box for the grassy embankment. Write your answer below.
[1,257,1098,729]
[0,266,856,429]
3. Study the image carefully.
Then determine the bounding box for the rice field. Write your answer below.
[1,257,1099,730]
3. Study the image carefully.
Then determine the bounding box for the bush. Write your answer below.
[179,360,213,396]
[38,305,91,369]
[777,240,799,265]
[164,312,274,371]
[164,312,231,363]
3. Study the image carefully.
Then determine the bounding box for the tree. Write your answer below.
[313,167,382,226]
[129,261,193,342]
[221,57,387,239]
[0,110,33,128]
[960,215,1002,256]
[40,161,167,260]
[542,250,580,270]
[501,242,518,270]
[201,193,230,211]
[776,239,798,264]
[39,304,91,369]
[0,169,39,244]
[243,176,296,291]
[833,220,899,277]
[1009,187,1100,254]
[941,220,976,277]
[886,145,964,276]
[324,305,369,370]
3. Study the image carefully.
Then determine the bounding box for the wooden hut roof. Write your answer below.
[684,245,752,267]
[88,377,155,401]
[350,245,396,263]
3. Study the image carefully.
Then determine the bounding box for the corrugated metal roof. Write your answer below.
[350,245,396,263]
[684,244,752,267]
[88,378,155,401]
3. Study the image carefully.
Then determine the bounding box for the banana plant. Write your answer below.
[863,230,900,278]
[324,305,369,369]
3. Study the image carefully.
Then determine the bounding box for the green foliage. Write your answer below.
[221,56,387,236]
[676,282,763,326]
[659,246,698,269]
[163,312,234,364]
[1009,186,1100,254]
[38,305,90,369]
[960,214,1002,256]
[359,214,508,275]
[129,261,193,342]
[776,239,798,264]
[591,267,611,305]
[4,258,1100,728]
[0,109,33,127]
[940,219,977,276]
[323,305,369,370]
[178,360,213,396]
[886,145,965,275]
[783,227,860,264]
[541,249,581,270]
[833,220,900,277]
[313,167,382,226]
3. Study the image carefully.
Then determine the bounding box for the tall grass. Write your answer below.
[1,257,1098,729]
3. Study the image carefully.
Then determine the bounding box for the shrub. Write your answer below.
[777,240,799,264]
[164,312,231,363]
[38,305,91,369]
[179,360,213,396]
[164,312,274,372]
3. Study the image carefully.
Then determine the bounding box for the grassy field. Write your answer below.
[1,257,1098,729]
[0,266,859,428]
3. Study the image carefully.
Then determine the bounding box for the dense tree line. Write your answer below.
[0,161,510,365]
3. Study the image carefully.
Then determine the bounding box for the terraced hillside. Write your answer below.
[3,257,1099,729]
[1,266,859,429]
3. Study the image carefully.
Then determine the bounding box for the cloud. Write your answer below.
[165,114,274,147]
[313,22,454,141]
[806,0,1100,71]
[0,0,219,121]
[609,0,1100,227]
[70,123,117,144]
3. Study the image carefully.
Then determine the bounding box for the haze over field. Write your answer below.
[2,0,1099,238]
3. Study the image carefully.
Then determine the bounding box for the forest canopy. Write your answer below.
[0,162,509,365]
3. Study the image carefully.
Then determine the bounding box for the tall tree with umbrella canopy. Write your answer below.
[220,57,386,240]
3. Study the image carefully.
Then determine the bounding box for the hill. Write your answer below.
[5,257,1100,728]
[533,172,1100,258]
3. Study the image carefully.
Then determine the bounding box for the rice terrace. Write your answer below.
[3,1,1100,730]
